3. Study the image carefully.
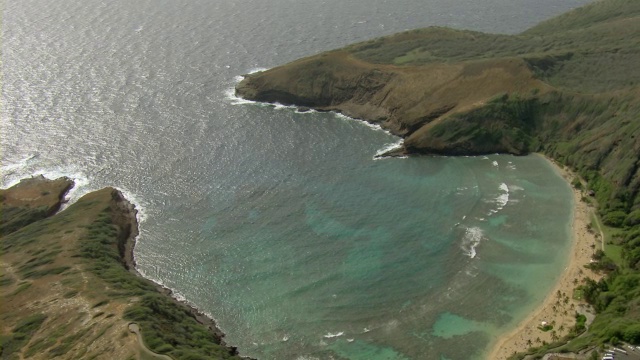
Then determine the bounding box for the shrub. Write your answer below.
[572,178,583,189]
[602,211,627,227]
[624,210,640,227]
[623,324,640,344]
[0,314,48,357]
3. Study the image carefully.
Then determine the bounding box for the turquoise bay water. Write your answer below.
[135,128,573,359]
[1,0,585,358]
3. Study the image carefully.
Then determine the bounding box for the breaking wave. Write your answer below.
[461,226,484,258]
[323,331,344,338]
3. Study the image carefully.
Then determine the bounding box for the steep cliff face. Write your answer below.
[237,52,395,123]
[0,176,73,235]
[235,0,640,214]
[236,52,546,154]
[1,179,245,360]
[234,3,640,350]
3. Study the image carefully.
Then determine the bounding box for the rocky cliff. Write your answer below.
[0,177,245,360]
[235,0,640,209]
[235,0,640,355]
[236,51,548,155]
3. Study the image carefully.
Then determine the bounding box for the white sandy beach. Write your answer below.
[487,155,603,359]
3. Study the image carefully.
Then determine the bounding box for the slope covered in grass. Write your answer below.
[0,177,243,360]
[236,0,640,355]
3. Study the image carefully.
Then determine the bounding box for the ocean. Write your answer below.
[1,0,591,358]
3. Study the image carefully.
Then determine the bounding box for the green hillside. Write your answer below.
[0,178,243,360]
[236,0,640,356]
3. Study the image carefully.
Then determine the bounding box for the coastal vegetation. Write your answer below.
[236,0,640,356]
[0,178,242,360]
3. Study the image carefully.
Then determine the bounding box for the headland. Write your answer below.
[0,176,247,360]
[234,0,640,356]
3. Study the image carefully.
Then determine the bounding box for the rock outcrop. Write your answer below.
[236,51,548,156]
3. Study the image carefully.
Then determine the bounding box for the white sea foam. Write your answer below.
[374,139,404,159]
[272,102,296,110]
[1,164,91,208]
[323,331,344,338]
[1,156,148,227]
[172,291,187,302]
[115,186,148,224]
[485,182,510,215]
[224,67,269,105]
[282,335,289,342]
[225,68,406,161]
[248,67,268,74]
[347,338,355,342]
[363,327,371,333]
[295,108,318,114]
[224,87,259,106]
[461,226,484,258]
[496,183,510,209]
[332,112,390,134]
[1,153,38,175]
[492,160,499,167]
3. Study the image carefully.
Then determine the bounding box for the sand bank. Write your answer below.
[487,154,603,359]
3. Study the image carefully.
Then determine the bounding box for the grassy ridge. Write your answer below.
[237,0,640,356]
[0,180,243,360]
[0,176,73,236]
[347,0,640,94]
[80,203,242,359]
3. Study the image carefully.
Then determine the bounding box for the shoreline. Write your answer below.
[486,154,602,359]
[115,190,251,359]
[116,153,601,360]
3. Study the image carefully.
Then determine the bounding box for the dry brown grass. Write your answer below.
[1,181,139,360]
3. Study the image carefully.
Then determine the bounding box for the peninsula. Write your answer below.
[236,0,640,357]
[0,176,245,360]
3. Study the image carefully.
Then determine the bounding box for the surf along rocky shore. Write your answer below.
[0,175,250,360]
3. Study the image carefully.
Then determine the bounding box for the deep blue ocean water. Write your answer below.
[2,0,591,358]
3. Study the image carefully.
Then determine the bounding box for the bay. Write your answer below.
[1,0,589,358]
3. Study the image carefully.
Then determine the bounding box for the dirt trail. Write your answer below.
[128,323,173,360]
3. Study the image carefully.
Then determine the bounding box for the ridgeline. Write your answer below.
[236,0,640,356]
[0,177,244,360]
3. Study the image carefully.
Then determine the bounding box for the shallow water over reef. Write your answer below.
[2,0,588,358]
